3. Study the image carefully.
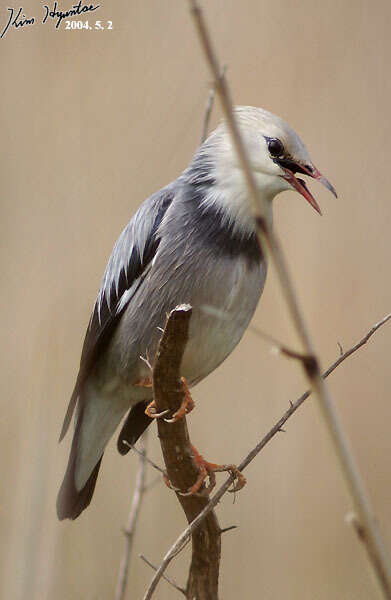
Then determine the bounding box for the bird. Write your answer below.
[57,106,336,520]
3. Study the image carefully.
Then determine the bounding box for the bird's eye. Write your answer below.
[267,138,284,157]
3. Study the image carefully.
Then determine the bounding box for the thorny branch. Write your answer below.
[151,304,221,599]
[187,1,391,597]
[142,313,391,599]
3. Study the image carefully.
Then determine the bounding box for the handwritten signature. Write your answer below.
[43,1,99,28]
[1,1,100,38]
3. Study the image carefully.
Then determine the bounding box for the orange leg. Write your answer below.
[164,377,195,423]
[143,377,195,422]
[135,378,170,419]
[164,444,246,496]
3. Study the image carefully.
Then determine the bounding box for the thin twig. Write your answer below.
[200,64,227,143]
[123,441,165,474]
[140,555,186,596]
[219,525,237,534]
[202,304,306,359]
[115,433,148,600]
[142,313,391,599]
[187,2,391,596]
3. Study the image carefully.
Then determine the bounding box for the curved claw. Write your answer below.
[163,377,195,423]
[226,466,247,493]
[164,411,188,424]
[178,464,210,496]
[168,446,247,497]
[162,472,182,492]
[144,401,170,419]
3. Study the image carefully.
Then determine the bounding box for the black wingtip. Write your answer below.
[117,401,152,455]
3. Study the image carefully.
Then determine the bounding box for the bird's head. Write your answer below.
[211,106,336,218]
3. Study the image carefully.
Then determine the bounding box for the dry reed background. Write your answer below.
[1,1,391,598]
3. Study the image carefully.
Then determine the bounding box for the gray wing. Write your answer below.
[59,183,176,441]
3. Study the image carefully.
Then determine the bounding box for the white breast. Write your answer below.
[181,257,266,385]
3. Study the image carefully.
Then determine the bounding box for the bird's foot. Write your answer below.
[136,378,169,418]
[164,377,195,423]
[144,377,194,422]
[164,444,246,496]
[144,399,170,419]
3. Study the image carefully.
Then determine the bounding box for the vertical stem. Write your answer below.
[188,1,391,597]
[115,433,148,600]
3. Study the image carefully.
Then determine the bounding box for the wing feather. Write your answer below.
[59,184,175,441]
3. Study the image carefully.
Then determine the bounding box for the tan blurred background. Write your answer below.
[1,0,391,598]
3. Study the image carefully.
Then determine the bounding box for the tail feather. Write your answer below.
[57,405,103,520]
[58,387,78,442]
[57,387,130,520]
[117,401,152,455]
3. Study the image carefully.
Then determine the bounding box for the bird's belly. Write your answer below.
[180,261,266,385]
[181,309,246,385]
[105,255,266,391]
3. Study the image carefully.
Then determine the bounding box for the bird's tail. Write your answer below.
[57,387,130,520]
[117,400,152,455]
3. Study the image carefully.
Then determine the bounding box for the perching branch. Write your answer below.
[150,304,221,600]
[115,433,148,600]
[143,313,391,599]
[187,2,391,597]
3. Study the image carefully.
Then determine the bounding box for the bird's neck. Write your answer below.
[183,145,275,238]
[185,151,274,240]
[178,152,271,266]
[211,163,275,236]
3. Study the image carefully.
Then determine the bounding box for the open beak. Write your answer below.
[277,158,337,215]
